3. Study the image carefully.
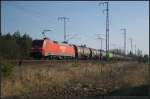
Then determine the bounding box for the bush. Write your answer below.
[143,55,149,63]
[71,63,80,67]
[1,61,14,78]
[0,31,32,60]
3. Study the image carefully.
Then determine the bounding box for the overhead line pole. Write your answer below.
[58,17,69,42]
[106,2,109,52]
[120,28,127,55]
[134,44,136,55]
[95,34,105,50]
[97,37,105,50]
[129,38,133,54]
[99,2,110,54]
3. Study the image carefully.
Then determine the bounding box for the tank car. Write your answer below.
[91,49,101,59]
[31,38,132,61]
[75,46,91,59]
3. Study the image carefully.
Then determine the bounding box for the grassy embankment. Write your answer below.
[1,61,149,98]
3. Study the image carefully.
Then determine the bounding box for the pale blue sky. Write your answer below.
[1,1,149,54]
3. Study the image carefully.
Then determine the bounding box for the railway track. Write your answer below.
[9,59,103,66]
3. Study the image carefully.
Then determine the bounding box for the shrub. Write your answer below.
[71,63,80,67]
[1,61,14,78]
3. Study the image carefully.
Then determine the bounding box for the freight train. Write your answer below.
[30,38,131,60]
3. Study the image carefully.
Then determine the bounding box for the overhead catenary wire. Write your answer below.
[13,5,53,23]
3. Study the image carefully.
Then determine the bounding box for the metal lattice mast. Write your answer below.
[106,2,109,52]
[99,2,110,53]
[134,44,136,55]
[129,38,133,53]
[121,28,127,55]
[98,37,104,50]
[97,37,105,50]
[58,17,69,42]
[95,34,105,50]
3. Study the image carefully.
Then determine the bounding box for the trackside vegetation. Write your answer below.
[0,31,32,77]
[0,31,149,79]
[0,31,32,60]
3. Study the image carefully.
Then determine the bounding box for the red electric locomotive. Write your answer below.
[31,38,76,59]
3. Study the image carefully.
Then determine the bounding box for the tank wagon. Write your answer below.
[31,38,131,60]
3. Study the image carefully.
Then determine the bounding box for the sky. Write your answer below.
[1,1,149,55]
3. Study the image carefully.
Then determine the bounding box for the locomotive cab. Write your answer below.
[31,40,44,59]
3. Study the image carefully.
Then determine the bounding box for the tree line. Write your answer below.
[110,48,149,63]
[0,31,32,60]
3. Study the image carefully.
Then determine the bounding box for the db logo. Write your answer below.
[60,46,66,52]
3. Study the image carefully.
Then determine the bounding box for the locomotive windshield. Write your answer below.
[32,40,44,47]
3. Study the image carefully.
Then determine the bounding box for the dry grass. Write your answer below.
[1,61,149,98]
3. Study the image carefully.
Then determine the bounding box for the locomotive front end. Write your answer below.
[30,40,44,59]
